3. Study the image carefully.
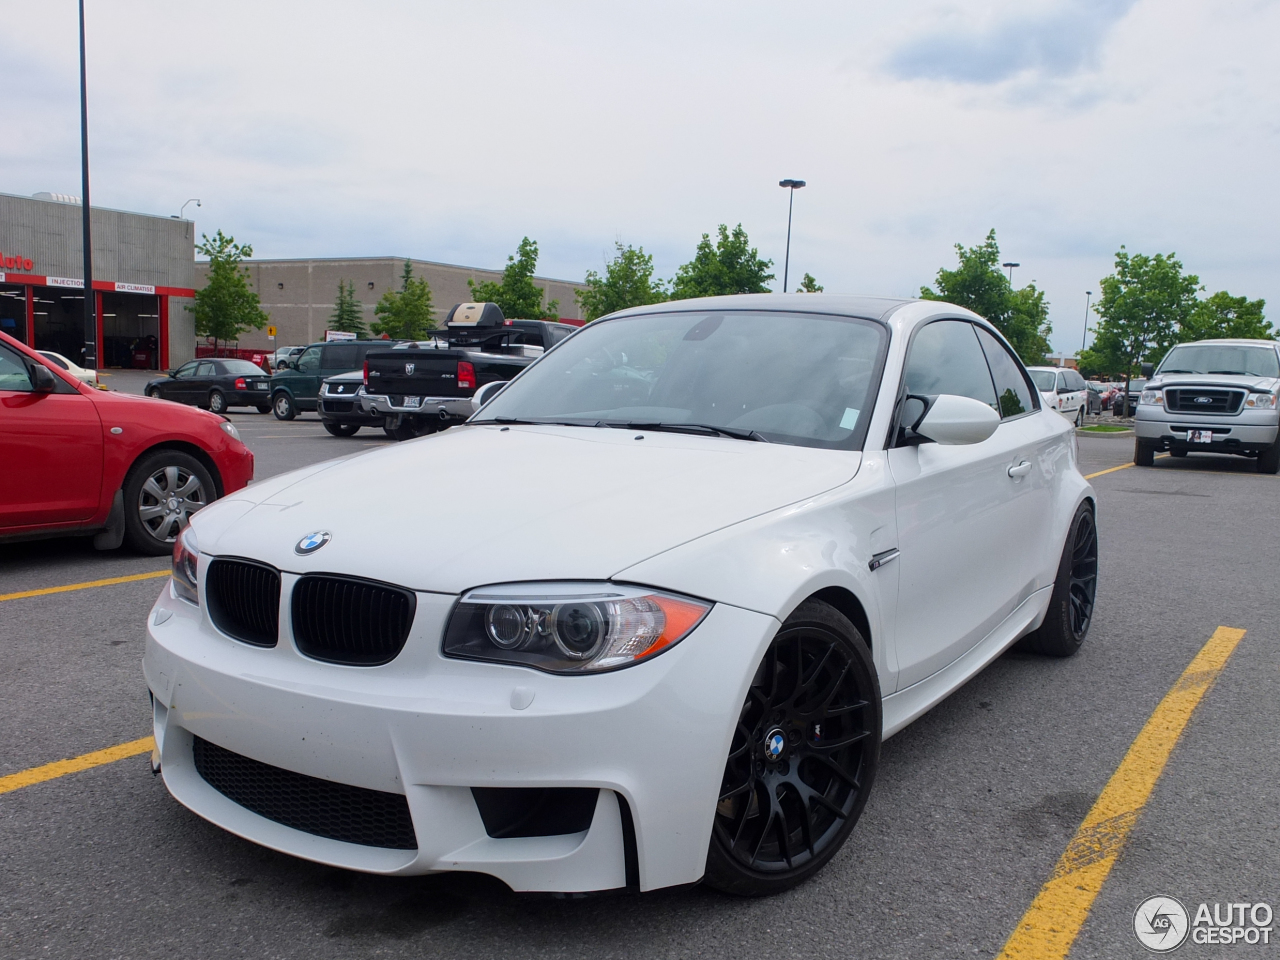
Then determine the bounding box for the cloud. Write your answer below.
[885,0,1139,84]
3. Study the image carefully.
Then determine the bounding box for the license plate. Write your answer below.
[1189,429,1213,443]
[252,382,268,390]
[403,396,421,408]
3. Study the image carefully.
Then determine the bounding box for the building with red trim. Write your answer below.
[0,192,196,370]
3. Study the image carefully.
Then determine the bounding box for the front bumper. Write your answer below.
[144,576,776,892]
[318,397,384,426]
[1135,406,1278,452]
[362,394,476,420]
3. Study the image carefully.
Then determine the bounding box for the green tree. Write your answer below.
[670,224,774,300]
[796,273,824,293]
[1179,291,1272,343]
[371,261,435,339]
[1077,248,1200,413]
[189,230,269,349]
[576,243,668,321]
[919,229,1051,364]
[468,237,560,320]
[329,280,367,337]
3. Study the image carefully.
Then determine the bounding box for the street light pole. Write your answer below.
[1002,261,1020,285]
[778,179,806,292]
[1080,290,1093,352]
[78,0,96,369]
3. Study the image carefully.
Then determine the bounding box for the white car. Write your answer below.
[37,349,98,388]
[145,295,1096,896]
[1027,366,1088,425]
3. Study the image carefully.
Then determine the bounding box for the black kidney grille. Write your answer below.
[192,736,417,850]
[206,558,281,647]
[291,575,416,665]
[1165,388,1243,414]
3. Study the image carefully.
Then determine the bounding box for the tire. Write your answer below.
[208,389,227,414]
[1258,442,1280,475]
[1074,405,1085,427]
[1017,502,1097,657]
[323,422,360,437]
[1134,438,1156,466]
[1170,448,1187,458]
[272,392,296,421]
[122,450,217,556]
[703,600,881,897]
[387,420,419,441]
[145,386,158,398]
[256,404,271,414]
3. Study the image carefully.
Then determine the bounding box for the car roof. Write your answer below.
[1170,338,1279,347]
[602,292,915,323]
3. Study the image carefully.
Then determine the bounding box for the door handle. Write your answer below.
[1007,460,1032,478]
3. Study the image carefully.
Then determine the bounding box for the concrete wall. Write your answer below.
[193,257,586,350]
[0,192,194,289]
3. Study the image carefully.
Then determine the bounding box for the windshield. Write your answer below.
[1158,343,1280,378]
[476,310,888,449]
[1028,369,1058,391]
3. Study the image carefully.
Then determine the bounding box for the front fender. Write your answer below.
[615,452,901,693]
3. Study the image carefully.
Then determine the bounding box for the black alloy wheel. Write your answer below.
[273,392,296,421]
[208,389,227,414]
[1017,502,1098,657]
[704,600,880,896]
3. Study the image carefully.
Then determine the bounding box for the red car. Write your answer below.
[0,332,254,556]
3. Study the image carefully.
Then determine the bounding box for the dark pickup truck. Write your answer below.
[361,302,577,439]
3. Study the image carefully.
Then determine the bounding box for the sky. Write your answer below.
[4,0,1278,352]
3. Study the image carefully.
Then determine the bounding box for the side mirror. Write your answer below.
[473,380,509,408]
[1140,362,1154,378]
[31,363,58,393]
[914,394,1001,445]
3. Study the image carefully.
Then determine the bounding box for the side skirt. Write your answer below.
[881,585,1053,739]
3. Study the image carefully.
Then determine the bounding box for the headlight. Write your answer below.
[1245,392,1278,409]
[220,420,241,442]
[171,525,199,605]
[443,582,711,674]
[1140,389,1163,406]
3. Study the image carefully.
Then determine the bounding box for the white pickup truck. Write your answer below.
[1134,338,1280,473]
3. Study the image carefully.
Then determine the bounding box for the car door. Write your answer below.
[886,319,1048,689]
[162,361,198,401]
[291,345,323,408]
[0,342,104,527]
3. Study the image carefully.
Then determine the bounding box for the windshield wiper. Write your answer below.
[1207,370,1247,375]
[474,416,604,428]
[603,421,769,442]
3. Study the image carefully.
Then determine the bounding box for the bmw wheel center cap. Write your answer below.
[295,531,332,555]
[764,729,787,761]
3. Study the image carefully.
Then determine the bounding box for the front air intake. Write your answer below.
[291,574,415,665]
[192,736,417,850]
[205,558,281,647]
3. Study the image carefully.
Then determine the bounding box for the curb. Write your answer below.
[1076,428,1135,438]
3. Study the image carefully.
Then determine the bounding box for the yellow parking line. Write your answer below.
[0,569,168,603]
[1084,463,1134,480]
[994,626,1246,960]
[0,736,154,795]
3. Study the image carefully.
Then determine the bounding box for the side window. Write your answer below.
[902,320,998,408]
[195,362,216,377]
[321,344,358,370]
[173,361,198,379]
[0,343,34,391]
[974,326,1036,418]
[296,346,322,373]
[1067,370,1086,391]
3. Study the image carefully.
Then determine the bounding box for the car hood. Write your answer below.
[196,424,862,593]
[1148,373,1278,391]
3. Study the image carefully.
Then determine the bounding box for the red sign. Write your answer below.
[0,251,34,271]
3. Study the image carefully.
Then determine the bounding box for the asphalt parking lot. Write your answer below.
[2,420,1277,960]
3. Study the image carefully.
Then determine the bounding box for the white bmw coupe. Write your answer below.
[145,294,1097,897]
